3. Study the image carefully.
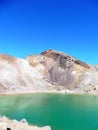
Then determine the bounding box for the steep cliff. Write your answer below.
[0,50,98,94]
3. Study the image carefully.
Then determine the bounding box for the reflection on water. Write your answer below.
[0,94,98,130]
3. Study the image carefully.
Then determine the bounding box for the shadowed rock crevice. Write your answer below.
[48,58,74,88]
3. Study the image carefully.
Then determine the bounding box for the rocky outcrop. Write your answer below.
[0,50,98,94]
[0,116,51,130]
[40,50,98,93]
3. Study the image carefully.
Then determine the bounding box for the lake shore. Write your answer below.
[0,116,51,130]
[0,89,98,96]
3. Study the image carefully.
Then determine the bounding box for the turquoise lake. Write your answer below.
[0,94,98,130]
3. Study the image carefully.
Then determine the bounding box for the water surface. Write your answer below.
[0,94,98,130]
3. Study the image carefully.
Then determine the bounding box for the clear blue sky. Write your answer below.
[0,0,98,64]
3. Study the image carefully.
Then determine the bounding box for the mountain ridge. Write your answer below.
[0,50,98,94]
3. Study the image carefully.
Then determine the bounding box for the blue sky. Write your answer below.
[0,0,98,64]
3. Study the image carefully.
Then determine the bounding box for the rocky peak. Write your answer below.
[40,50,97,92]
[41,50,91,69]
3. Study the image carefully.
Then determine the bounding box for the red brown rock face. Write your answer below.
[40,50,92,89]
[41,50,90,69]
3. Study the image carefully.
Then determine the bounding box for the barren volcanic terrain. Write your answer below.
[0,50,98,94]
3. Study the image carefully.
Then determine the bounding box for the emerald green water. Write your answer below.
[0,94,98,130]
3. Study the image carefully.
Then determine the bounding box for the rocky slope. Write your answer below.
[0,50,98,94]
